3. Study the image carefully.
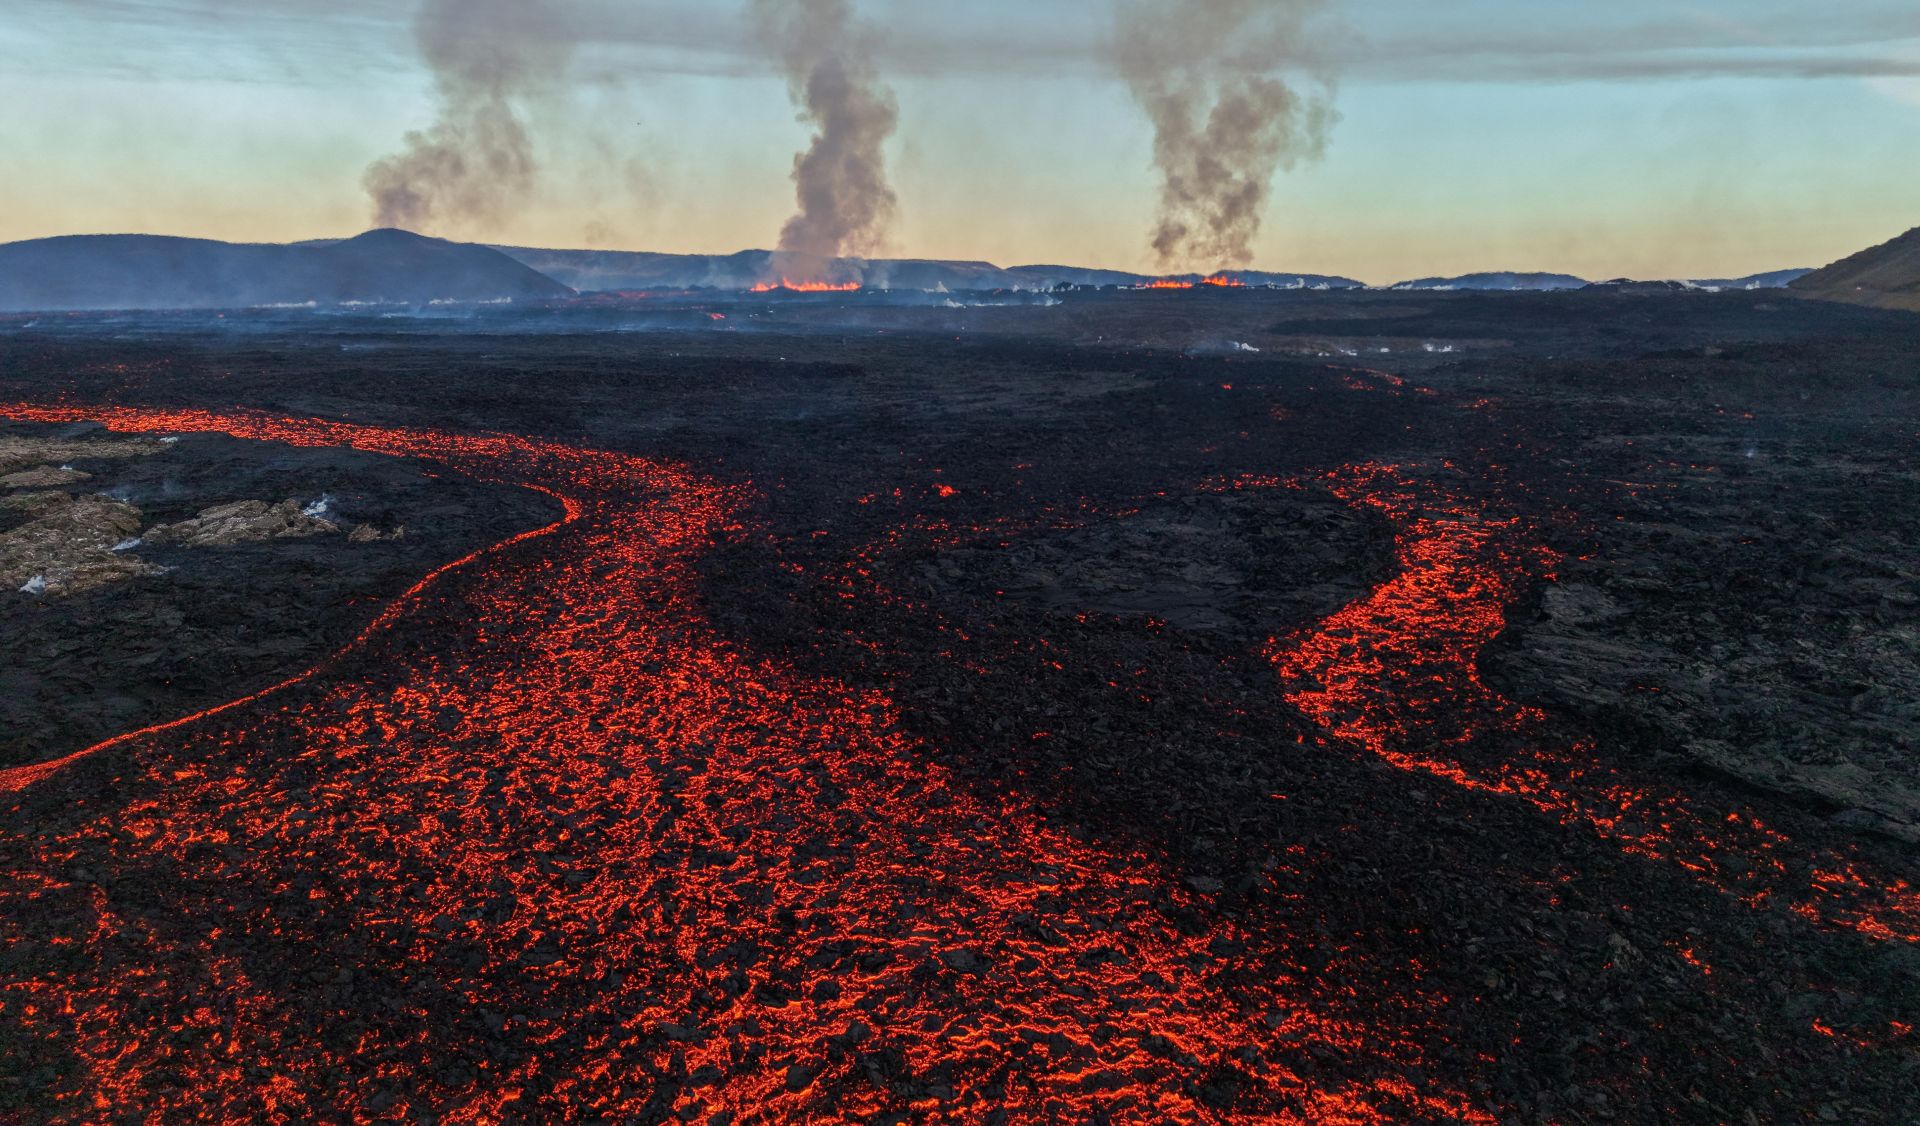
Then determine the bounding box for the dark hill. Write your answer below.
[0,229,573,312]
[1791,227,1920,312]
[1392,272,1588,292]
[1005,265,1364,290]
[494,246,1365,293]
[1004,264,1148,289]
[1691,268,1811,291]
[492,246,1018,292]
[490,246,779,292]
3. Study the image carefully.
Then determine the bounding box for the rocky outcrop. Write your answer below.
[0,494,154,596]
[347,523,407,544]
[1,490,84,519]
[0,465,92,489]
[1,416,561,772]
[0,434,160,475]
[143,499,339,549]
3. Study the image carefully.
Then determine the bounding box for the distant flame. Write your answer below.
[749,280,863,294]
[1136,275,1245,290]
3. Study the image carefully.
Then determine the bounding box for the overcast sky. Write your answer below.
[3,0,1917,282]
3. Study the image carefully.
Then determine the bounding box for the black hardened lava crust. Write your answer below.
[0,419,560,767]
[1,289,1916,1123]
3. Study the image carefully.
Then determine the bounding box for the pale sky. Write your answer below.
[2,0,1917,284]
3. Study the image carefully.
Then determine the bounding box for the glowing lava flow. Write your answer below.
[0,404,1485,1123]
[749,280,863,294]
[1260,462,1920,944]
[1135,276,1244,290]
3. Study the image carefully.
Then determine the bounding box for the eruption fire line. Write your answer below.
[0,402,1487,1122]
[749,280,863,294]
[1135,275,1247,290]
[1243,461,1920,944]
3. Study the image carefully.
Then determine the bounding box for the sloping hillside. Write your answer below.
[0,229,573,312]
[1393,272,1588,292]
[1791,227,1920,312]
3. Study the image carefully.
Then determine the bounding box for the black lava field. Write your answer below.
[2,288,1916,1123]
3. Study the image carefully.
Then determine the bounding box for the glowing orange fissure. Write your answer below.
[749,279,863,293]
[1136,275,1244,290]
[0,401,1488,1123]
[1250,461,1920,944]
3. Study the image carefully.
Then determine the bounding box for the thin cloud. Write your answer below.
[11,0,1920,86]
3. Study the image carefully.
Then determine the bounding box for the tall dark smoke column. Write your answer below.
[363,0,570,234]
[1116,0,1336,269]
[754,0,899,279]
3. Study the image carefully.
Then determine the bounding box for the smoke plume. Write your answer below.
[754,0,900,275]
[1115,0,1336,269]
[364,0,572,234]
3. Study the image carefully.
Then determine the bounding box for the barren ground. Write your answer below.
[1,289,1915,1123]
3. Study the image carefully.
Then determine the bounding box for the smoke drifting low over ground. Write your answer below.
[1,287,1916,1122]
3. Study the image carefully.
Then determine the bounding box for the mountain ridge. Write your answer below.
[0,226,1838,311]
[0,229,573,312]
[490,246,1365,293]
[1791,227,1920,312]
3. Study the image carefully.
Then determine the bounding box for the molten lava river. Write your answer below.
[0,403,1911,1122]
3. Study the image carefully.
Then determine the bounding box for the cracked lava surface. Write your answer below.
[1,400,1912,1122]
[1258,462,1920,945]
[1,403,1482,1123]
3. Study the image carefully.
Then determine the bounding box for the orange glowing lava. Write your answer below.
[1136,275,1243,290]
[1252,461,1920,943]
[749,279,863,293]
[0,401,1488,1123]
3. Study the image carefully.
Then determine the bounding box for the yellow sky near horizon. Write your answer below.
[4,2,1918,284]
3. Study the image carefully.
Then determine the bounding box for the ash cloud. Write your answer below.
[1115,0,1337,269]
[753,0,899,276]
[363,0,572,235]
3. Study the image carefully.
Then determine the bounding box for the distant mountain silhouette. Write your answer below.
[1580,270,1812,296]
[0,229,573,312]
[1000,265,1364,290]
[3,226,1827,310]
[1690,268,1811,291]
[1583,279,1697,294]
[1791,227,1920,312]
[1393,270,1808,293]
[1392,272,1588,292]
[490,247,783,291]
[495,246,1020,292]
[1002,264,1148,289]
[495,247,1364,293]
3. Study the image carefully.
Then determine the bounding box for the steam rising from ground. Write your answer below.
[1116,0,1337,269]
[364,0,572,234]
[754,0,900,278]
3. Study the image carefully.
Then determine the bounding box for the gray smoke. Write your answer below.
[1115,0,1336,269]
[754,0,900,275]
[364,0,572,234]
